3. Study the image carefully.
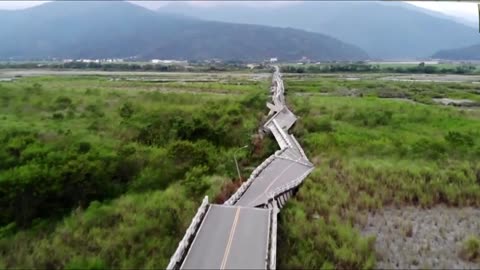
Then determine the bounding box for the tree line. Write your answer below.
[281,62,478,74]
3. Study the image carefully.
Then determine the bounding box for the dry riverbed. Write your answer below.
[361,207,480,269]
[379,74,480,83]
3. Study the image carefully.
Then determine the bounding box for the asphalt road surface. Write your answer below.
[234,157,312,207]
[181,205,271,269]
[264,107,297,132]
[171,66,313,269]
[280,146,304,161]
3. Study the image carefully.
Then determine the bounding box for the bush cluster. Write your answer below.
[281,63,478,75]
[278,82,480,269]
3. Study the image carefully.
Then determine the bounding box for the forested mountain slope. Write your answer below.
[159,1,479,59]
[0,1,367,61]
[433,43,480,60]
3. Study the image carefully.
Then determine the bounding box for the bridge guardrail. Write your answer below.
[271,119,294,148]
[268,167,315,203]
[169,66,314,269]
[224,148,287,206]
[167,196,209,270]
[268,204,279,270]
[227,66,314,207]
[289,134,310,162]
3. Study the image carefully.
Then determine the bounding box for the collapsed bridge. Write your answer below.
[167,66,314,270]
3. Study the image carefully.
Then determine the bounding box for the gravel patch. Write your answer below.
[433,98,480,107]
[379,74,480,83]
[361,206,480,269]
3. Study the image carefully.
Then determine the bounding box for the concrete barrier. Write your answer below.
[167,196,209,270]
[272,119,294,148]
[266,122,290,149]
[268,204,279,270]
[171,66,314,269]
[226,66,313,207]
[289,134,310,162]
[224,151,279,205]
[268,167,315,204]
[275,154,313,168]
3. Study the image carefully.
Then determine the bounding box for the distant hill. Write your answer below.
[159,1,479,59]
[433,44,480,60]
[0,1,367,61]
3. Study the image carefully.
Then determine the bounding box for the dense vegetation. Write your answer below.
[281,63,479,75]
[460,235,480,263]
[0,61,269,73]
[283,74,480,105]
[0,73,275,268]
[1,71,479,269]
[278,75,480,268]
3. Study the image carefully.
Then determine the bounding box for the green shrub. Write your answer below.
[459,236,480,263]
[304,117,335,133]
[55,96,73,110]
[411,139,447,159]
[52,112,64,120]
[0,188,198,269]
[0,73,270,268]
[445,131,475,148]
[129,166,173,192]
[183,165,211,199]
[65,257,106,270]
[280,89,480,269]
[119,102,134,119]
[26,83,43,95]
[77,142,91,154]
[85,104,105,117]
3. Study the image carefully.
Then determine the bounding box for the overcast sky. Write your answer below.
[408,1,476,23]
[0,1,477,23]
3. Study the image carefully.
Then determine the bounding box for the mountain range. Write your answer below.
[0,1,368,61]
[433,43,480,60]
[0,1,478,61]
[158,1,479,60]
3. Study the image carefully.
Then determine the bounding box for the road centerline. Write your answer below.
[220,207,241,269]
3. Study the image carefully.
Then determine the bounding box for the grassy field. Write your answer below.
[0,72,276,269]
[280,62,480,75]
[0,70,479,269]
[278,75,480,268]
[376,63,480,73]
[284,74,480,104]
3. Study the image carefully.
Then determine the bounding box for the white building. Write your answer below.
[104,59,124,63]
[79,59,100,63]
[151,59,188,65]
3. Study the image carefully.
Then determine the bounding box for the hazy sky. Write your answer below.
[0,1,476,23]
[408,1,476,23]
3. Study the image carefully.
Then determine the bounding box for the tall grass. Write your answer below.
[278,78,480,269]
[0,74,271,269]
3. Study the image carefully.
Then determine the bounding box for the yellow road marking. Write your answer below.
[220,207,241,269]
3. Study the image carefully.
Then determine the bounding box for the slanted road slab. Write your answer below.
[234,158,313,207]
